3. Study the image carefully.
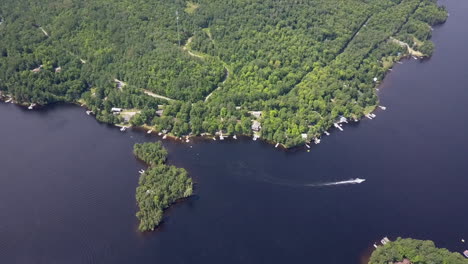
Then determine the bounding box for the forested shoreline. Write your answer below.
[0,0,448,147]
[369,238,468,264]
[133,142,192,231]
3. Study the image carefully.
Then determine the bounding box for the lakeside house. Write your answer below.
[249,111,262,119]
[301,133,308,140]
[114,79,126,90]
[31,65,43,73]
[251,120,261,131]
[250,111,262,132]
[111,107,122,113]
[394,259,411,264]
[156,109,164,117]
[121,111,139,123]
[381,237,390,245]
[337,116,348,124]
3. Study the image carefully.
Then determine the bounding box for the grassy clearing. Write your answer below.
[184,1,199,14]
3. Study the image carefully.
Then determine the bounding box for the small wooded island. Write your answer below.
[133,142,192,231]
[369,238,468,264]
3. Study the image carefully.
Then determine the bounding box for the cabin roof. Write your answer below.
[249,111,262,118]
[251,120,261,131]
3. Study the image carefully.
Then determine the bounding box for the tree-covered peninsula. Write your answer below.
[0,0,447,147]
[134,142,192,231]
[369,238,468,264]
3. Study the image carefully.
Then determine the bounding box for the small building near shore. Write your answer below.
[111,107,122,113]
[337,116,347,124]
[114,79,126,90]
[251,120,261,131]
[249,111,262,119]
[394,259,411,264]
[31,65,43,73]
[156,109,164,117]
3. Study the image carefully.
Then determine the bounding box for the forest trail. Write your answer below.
[204,88,218,102]
[142,90,173,101]
[39,27,49,37]
[36,24,88,65]
[183,37,204,59]
[204,67,229,102]
[113,79,173,102]
[182,35,231,102]
[337,15,371,54]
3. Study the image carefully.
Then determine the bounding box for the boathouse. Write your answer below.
[337,116,348,124]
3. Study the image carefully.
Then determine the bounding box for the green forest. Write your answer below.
[369,238,468,264]
[0,0,447,147]
[134,142,192,231]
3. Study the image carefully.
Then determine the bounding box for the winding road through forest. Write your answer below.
[183,36,230,102]
[142,90,173,101]
[142,35,230,103]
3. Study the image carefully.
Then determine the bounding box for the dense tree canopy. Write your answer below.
[134,141,168,165]
[134,142,192,231]
[0,0,447,147]
[369,238,468,264]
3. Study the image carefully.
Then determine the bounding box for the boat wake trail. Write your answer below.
[304,178,366,187]
[227,161,366,188]
[259,177,366,188]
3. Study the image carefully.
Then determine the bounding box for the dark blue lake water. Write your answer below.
[0,0,467,263]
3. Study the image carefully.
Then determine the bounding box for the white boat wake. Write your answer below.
[304,178,366,187]
[228,161,366,188]
[258,176,366,188]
